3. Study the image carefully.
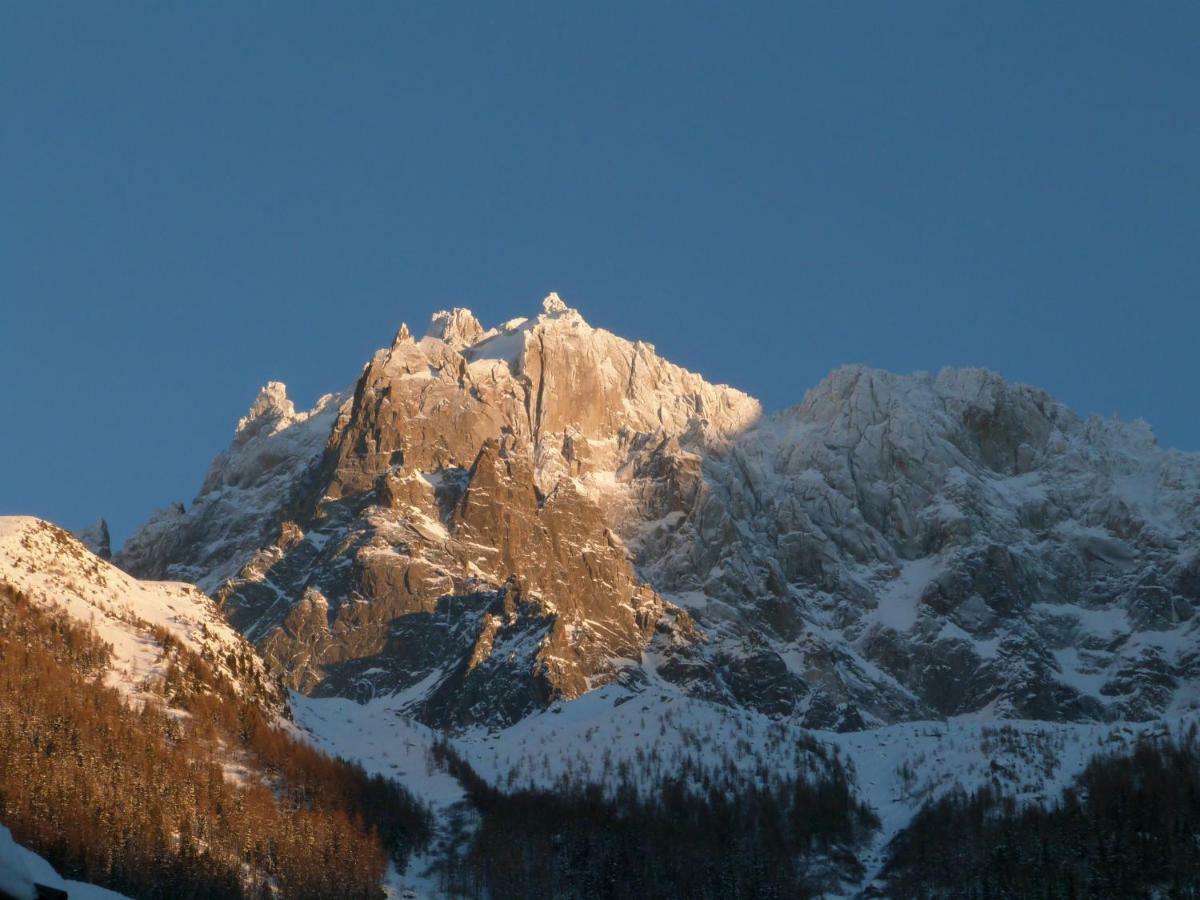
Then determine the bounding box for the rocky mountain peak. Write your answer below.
[246,379,295,419]
[118,293,766,724]
[73,517,111,560]
[426,307,485,348]
[392,322,413,346]
[235,381,297,444]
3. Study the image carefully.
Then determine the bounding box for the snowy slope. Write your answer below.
[825,713,1195,894]
[0,824,128,900]
[292,693,464,810]
[290,662,1194,898]
[0,516,284,713]
[291,694,467,900]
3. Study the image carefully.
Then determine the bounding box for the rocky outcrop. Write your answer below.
[116,383,346,590]
[73,517,111,560]
[632,366,1200,724]
[426,307,485,349]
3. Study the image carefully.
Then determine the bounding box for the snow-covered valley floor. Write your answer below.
[293,679,1197,898]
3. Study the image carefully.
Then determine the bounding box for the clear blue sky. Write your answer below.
[3,3,1197,546]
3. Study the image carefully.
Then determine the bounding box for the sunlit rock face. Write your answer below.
[117,295,754,727]
[118,293,1200,730]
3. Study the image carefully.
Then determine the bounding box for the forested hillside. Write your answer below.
[882,729,1200,898]
[429,737,878,898]
[0,582,431,899]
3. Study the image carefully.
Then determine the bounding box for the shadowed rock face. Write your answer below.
[114,382,345,590]
[117,294,1200,731]
[73,518,111,560]
[637,366,1200,724]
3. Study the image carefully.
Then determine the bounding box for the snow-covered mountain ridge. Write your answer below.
[114,293,1200,734]
[0,516,284,716]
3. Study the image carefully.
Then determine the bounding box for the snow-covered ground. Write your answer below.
[292,694,464,808]
[0,824,128,900]
[294,674,1199,899]
[291,694,465,899]
[0,516,279,712]
[825,713,1195,894]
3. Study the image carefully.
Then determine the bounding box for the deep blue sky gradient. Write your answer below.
[3,3,1198,546]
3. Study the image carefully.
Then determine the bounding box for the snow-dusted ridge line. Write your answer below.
[115,384,348,593]
[0,516,284,715]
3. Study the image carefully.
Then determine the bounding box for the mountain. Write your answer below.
[116,293,1200,735]
[117,294,759,728]
[10,292,1200,895]
[655,364,1200,725]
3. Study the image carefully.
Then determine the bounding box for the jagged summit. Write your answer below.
[426,307,485,348]
[370,293,762,444]
[418,294,570,357]
[235,380,297,442]
[116,380,346,590]
[73,517,111,560]
[542,291,568,314]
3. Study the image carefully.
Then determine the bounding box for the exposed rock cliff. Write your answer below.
[73,517,111,560]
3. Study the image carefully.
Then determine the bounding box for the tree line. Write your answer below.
[882,727,1200,899]
[429,735,878,898]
